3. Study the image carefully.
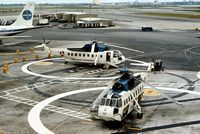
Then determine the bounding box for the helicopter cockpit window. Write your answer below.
[112,82,124,91]
[116,98,122,107]
[113,50,122,58]
[111,99,117,107]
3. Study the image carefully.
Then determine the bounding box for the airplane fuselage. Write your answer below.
[0,26,34,36]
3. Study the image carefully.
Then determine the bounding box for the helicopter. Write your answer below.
[35,40,125,68]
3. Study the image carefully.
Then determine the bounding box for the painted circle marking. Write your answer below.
[28,87,106,134]
[21,58,121,80]
[144,89,160,96]
[22,10,32,20]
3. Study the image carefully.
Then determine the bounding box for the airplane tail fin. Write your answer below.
[11,2,35,27]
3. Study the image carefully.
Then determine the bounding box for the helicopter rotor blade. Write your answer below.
[133,75,183,107]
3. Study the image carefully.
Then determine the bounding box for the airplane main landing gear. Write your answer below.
[137,113,143,119]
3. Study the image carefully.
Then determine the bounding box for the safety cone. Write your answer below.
[48,53,51,58]
[30,48,34,53]
[14,58,19,63]
[22,55,26,62]
[35,55,39,60]
[16,49,20,55]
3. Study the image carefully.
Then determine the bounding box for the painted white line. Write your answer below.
[2,80,57,95]
[28,87,106,134]
[1,94,92,121]
[107,43,144,54]
[21,58,120,80]
[197,72,200,79]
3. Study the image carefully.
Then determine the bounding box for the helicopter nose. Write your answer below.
[121,55,125,62]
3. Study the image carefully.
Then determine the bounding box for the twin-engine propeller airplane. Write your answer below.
[35,40,126,68]
[90,67,200,121]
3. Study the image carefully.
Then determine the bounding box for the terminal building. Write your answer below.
[41,12,113,28]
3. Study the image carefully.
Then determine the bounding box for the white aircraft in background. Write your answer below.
[35,40,126,68]
[0,2,35,36]
[0,2,35,45]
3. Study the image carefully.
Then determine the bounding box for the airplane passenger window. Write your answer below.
[83,54,85,57]
[100,55,103,58]
[68,53,70,56]
[92,54,94,57]
[87,54,90,57]
[75,53,77,56]
[79,54,81,56]
[71,53,73,56]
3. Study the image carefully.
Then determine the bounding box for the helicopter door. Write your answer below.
[106,52,111,62]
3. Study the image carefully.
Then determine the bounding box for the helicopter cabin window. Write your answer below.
[130,94,133,100]
[105,99,111,106]
[79,53,81,57]
[100,98,106,105]
[83,54,85,57]
[75,53,77,56]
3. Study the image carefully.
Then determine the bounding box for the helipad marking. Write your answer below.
[21,58,120,80]
[34,62,53,66]
[144,89,160,96]
[145,86,200,96]
[28,87,106,134]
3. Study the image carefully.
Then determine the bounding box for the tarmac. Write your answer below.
[0,7,200,134]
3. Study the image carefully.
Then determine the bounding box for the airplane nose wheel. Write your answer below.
[137,113,143,119]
